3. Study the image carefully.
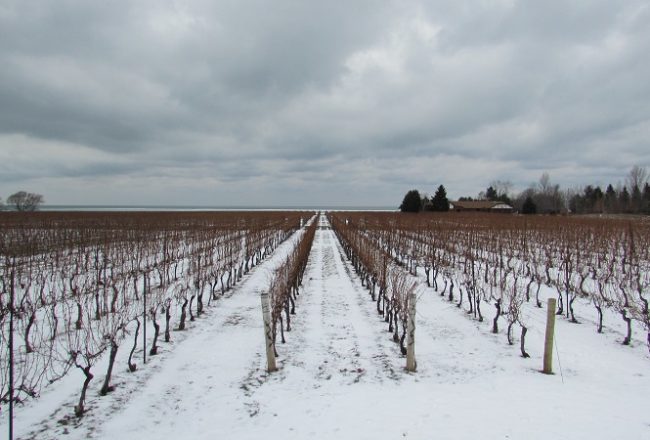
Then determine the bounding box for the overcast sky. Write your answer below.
[1,1,649,207]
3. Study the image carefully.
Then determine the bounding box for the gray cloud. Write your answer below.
[1,0,649,206]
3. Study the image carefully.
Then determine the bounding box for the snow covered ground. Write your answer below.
[3,213,650,439]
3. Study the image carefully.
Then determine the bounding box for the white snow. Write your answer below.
[3,213,650,440]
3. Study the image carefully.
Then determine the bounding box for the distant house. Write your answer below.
[449,200,514,213]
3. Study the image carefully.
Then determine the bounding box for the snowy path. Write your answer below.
[203,216,407,439]
[285,218,402,384]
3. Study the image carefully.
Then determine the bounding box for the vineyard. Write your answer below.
[328,212,650,355]
[1,211,649,439]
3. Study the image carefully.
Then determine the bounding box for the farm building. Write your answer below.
[450,200,514,213]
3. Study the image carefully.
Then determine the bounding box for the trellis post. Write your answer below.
[543,298,557,374]
[406,290,417,372]
[260,291,277,372]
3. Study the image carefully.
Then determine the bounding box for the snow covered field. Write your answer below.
[3,214,650,440]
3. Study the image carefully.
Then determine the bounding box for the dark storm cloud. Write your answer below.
[1,0,394,151]
[1,0,649,205]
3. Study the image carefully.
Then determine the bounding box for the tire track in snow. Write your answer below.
[284,215,403,386]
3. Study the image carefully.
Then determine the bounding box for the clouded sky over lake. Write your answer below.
[1,0,649,207]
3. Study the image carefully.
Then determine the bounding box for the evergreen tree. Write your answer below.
[631,185,642,214]
[604,184,617,213]
[619,186,631,212]
[583,185,604,213]
[485,186,498,200]
[430,185,450,212]
[643,183,650,214]
[522,196,537,214]
[495,193,513,206]
[399,189,422,213]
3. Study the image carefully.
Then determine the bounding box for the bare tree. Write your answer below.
[490,179,513,200]
[538,172,552,194]
[626,166,648,213]
[627,165,648,190]
[6,191,44,212]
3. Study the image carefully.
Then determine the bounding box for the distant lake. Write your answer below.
[37,205,397,212]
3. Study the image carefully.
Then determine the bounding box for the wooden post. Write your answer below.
[143,274,147,365]
[543,297,557,374]
[8,263,15,440]
[260,292,277,372]
[406,290,417,372]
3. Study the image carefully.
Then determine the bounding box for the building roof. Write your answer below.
[450,200,513,210]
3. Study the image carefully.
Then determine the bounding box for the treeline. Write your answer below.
[399,166,650,215]
[516,166,650,215]
[568,183,650,215]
